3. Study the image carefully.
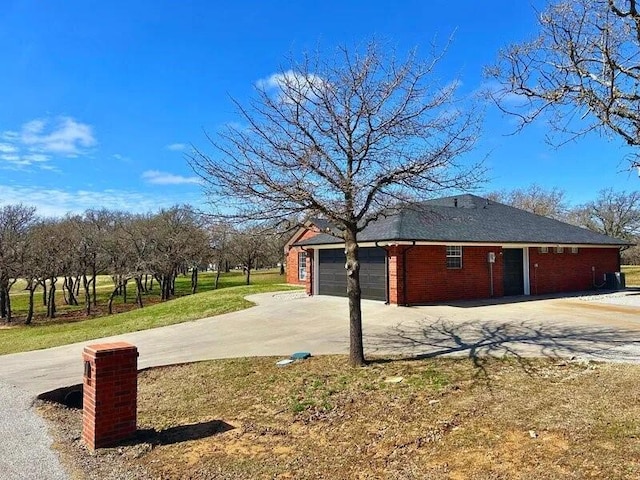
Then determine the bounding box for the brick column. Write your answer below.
[82,342,138,450]
[387,246,401,305]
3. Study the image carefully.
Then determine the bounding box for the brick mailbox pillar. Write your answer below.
[82,342,138,450]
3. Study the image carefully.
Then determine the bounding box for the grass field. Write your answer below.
[41,355,640,479]
[5,270,286,324]
[0,270,301,355]
[622,265,640,286]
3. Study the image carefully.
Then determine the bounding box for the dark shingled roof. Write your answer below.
[296,194,630,247]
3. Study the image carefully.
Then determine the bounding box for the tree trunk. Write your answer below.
[214,268,221,289]
[82,274,91,316]
[108,281,123,315]
[245,265,251,285]
[62,277,69,305]
[0,283,6,319]
[135,277,144,308]
[191,267,198,294]
[344,227,365,367]
[91,265,97,306]
[122,280,128,303]
[41,279,47,306]
[25,282,35,325]
[47,277,57,318]
[5,288,12,323]
[64,276,78,306]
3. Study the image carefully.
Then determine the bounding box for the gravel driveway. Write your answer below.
[0,381,68,480]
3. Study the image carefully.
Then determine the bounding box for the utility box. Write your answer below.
[605,272,626,291]
[82,342,138,450]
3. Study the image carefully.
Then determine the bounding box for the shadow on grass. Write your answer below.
[365,318,640,380]
[137,420,234,446]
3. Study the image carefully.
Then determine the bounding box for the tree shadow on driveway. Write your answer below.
[365,318,640,378]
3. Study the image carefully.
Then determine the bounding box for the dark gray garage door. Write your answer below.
[318,248,386,301]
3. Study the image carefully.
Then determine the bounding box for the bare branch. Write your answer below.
[487,0,640,171]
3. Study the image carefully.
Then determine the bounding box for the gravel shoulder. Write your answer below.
[0,381,69,480]
[575,289,640,306]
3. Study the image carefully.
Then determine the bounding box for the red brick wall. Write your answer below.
[285,228,320,285]
[528,247,620,295]
[390,245,620,304]
[398,245,504,304]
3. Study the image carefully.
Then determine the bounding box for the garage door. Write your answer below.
[318,248,386,301]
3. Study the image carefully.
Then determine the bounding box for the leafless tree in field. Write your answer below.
[189,41,483,366]
[0,205,36,322]
[485,184,569,220]
[487,0,640,171]
[568,188,640,241]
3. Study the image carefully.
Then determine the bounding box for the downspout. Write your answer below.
[402,241,417,306]
[374,241,390,305]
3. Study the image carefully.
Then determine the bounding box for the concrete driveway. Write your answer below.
[2,290,640,395]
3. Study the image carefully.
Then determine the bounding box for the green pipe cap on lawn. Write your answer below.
[290,352,311,360]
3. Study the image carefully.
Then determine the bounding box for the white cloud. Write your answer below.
[0,116,96,168]
[0,184,201,218]
[256,70,327,104]
[0,143,17,153]
[141,170,201,185]
[19,116,96,155]
[23,153,49,163]
[166,143,187,151]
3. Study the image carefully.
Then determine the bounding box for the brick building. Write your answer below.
[284,194,629,305]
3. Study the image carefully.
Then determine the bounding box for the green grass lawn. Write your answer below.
[622,265,640,286]
[0,270,301,355]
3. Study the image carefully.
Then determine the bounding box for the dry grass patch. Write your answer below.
[622,265,640,286]
[41,356,640,479]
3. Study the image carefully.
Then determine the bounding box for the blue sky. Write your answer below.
[1,0,638,217]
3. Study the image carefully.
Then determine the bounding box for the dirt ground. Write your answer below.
[40,355,640,480]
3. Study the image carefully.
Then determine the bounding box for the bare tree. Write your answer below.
[486,184,569,219]
[227,226,281,285]
[0,205,36,322]
[30,219,65,319]
[189,42,483,366]
[208,221,233,289]
[568,188,640,241]
[487,0,640,170]
[622,241,640,263]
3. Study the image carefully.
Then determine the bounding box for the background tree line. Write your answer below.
[486,185,640,264]
[0,205,284,325]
